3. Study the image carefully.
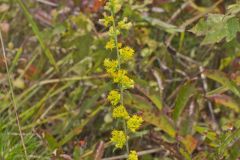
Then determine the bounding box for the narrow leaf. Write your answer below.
[207,94,239,112]
[204,70,240,97]
[173,83,196,121]
[142,109,176,138]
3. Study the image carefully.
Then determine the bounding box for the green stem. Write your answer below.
[110,5,130,154]
[123,119,129,153]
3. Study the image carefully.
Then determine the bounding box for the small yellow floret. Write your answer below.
[128,150,138,160]
[112,105,129,119]
[119,46,135,61]
[107,90,120,106]
[127,115,143,132]
[103,58,118,74]
[106,39,115,50]
[110,130,126,148]
[117,42,122,48]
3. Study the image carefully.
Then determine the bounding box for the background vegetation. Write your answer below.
[1,0,240,159]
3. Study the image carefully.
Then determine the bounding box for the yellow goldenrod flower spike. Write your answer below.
[102,0,143,156]
[112,105,130,119]
[119,46,135,62]
[128,150,138,160]
[107,90,120,106]
[110,130,127,149]
[127,115,143,132]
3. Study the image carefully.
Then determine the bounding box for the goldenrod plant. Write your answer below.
[100,0,143,159]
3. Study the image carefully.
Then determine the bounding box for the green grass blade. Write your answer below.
[9,47,23,73]
[16,0,58,71]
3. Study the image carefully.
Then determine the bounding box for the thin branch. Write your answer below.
[36,0,58,7]
[199,66,218,130]
[168,2,190,23]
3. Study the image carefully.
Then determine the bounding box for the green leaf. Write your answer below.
[226,17,240,42]
[149,94,163,111]
[43,132,59,151]
[218,127,240,156]
[193,152,208,160]
[172,83,196,121]
[143,16,184,33]
[124,94,176,137]
[142,109,176,138]
[204,70,240,97]
[201,14,226,44]
[227,3,240,15]
[181,135,198,154]
[190,14,240,45]
[190,19,208,36]
[207,94,240,112]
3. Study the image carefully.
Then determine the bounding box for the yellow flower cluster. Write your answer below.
[110,130,127,148]
[107,90,120,106]
[127,115,143,132]
[104,58,118,74]
[100,15,114,27]
[104,16,113,26]
[108,26,120,37]
[118,17,132,30]
[105,39,123,51]
[119,46,135,62]
[112,69,134,89]
[105,39,115,50]
[105,0,122,13]
[128,150,138,160]
[112,105,129,119]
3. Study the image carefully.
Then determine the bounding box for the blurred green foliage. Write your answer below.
[1,0,240,159]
